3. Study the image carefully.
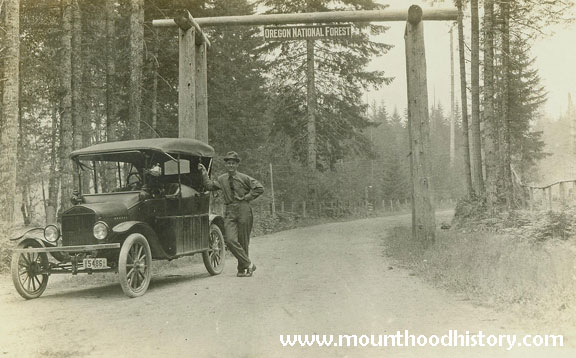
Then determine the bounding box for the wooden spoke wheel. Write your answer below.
[202,224,225,275]
[118,234,152,298]
[11,242,49,299]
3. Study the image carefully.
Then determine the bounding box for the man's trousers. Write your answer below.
[223,201,253,271]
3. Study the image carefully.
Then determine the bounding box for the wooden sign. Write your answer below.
[263,25,353,41]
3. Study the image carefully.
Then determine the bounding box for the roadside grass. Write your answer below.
[383,225,576,322]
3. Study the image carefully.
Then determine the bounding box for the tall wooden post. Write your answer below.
[177,14,197,139]
[405,5,435,246]
[195,42,209,142]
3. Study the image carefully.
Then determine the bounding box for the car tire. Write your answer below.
[118,233,152,298]
[11,241,49,300]
[202,224,225,275]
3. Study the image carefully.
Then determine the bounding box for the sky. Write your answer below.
[364,0,576,119]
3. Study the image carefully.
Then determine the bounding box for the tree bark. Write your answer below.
[128,0,144,139]
[105,0,118,143]
[306,39,317,169]
[102,0,119,191]
[405,5,436,247]
[449,26,455,168]
[470,0,484,194]
[47,107,59,224]
[0,0,20,223]
[71,0,84,191]
[483,0,499,213]
[500,0,513,207]
[59,0,74,214]
[456,0,474,197]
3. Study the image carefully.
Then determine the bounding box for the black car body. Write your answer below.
[11,138,226,298]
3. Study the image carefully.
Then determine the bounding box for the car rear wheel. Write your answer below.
[11,241,49,300]
[118,233,152,298]
[202,224,225,275]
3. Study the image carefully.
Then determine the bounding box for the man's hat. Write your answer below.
[223,151,241,162]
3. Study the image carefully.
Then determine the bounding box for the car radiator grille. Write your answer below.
[62,212,97,246]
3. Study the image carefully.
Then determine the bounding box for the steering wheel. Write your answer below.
[126,172,142,190]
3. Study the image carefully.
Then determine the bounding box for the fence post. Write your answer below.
[302,201,307,217]
[547,187,552,211]
[529,187,534,211]
[560,182,566,206]
[269,163,275,217]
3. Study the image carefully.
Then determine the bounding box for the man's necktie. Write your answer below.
[228,175,235,197]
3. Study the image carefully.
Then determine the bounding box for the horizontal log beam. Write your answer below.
[524,179,576,190]
[173,10,211,47]
[153,8,458,28]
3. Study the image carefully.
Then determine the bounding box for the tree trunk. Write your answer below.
[149,29,159,136]
[0,0,20,223]
[500,0,513,207]
[128,0,144,139]
[306,39,317,169]
[71,0,84,191]
[105,0,118,143]
[470,0,484,194]
[456,0,474,197]
[449,26,455,168]
[47,107,59,224]
[101,0,119,191]
[483,0,499,213]
[59,0,74,214]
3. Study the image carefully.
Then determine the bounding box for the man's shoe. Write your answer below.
[237,270,246,277]
[244,264,256,277]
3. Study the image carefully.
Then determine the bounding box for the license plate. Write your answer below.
[83,258,107,269]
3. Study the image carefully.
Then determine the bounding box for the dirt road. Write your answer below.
[0,213,574,358]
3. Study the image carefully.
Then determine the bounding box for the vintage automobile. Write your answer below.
[10,138,226,299]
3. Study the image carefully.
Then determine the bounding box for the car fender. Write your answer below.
[209,214,225,232]
[112,221,171,260]
[10,227,44,242]
[13,237,46,249]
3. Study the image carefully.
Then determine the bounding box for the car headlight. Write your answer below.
[93,221,109,240]
[44,225,60,243]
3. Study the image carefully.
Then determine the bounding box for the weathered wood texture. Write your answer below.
[306,39,317,169]
[154,8,458,28]
[178,27,197,139]
[59,0,74,214]
[129,0,144,139]
[0,0,20,222]
[405,5,435,246]
[456,0,473,197]
[195,42,208,142]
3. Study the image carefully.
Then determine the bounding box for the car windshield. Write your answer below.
[74,152,209,195]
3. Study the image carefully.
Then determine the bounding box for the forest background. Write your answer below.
[0,0,574,230]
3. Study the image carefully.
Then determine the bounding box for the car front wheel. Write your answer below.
[11,241,49,300]
[202,224,225,275]
[118,233,152,298]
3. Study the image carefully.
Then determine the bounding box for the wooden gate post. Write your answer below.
[195,41,209,142]
[405,5,435,246]
[176,13,197,139]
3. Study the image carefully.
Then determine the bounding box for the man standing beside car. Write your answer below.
[198,151,264,277]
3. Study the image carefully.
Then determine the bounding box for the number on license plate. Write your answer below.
[83,258,107,269]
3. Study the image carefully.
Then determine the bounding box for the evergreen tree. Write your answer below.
[257,0,393,170]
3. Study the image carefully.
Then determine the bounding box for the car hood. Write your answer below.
[64,201,130,222]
